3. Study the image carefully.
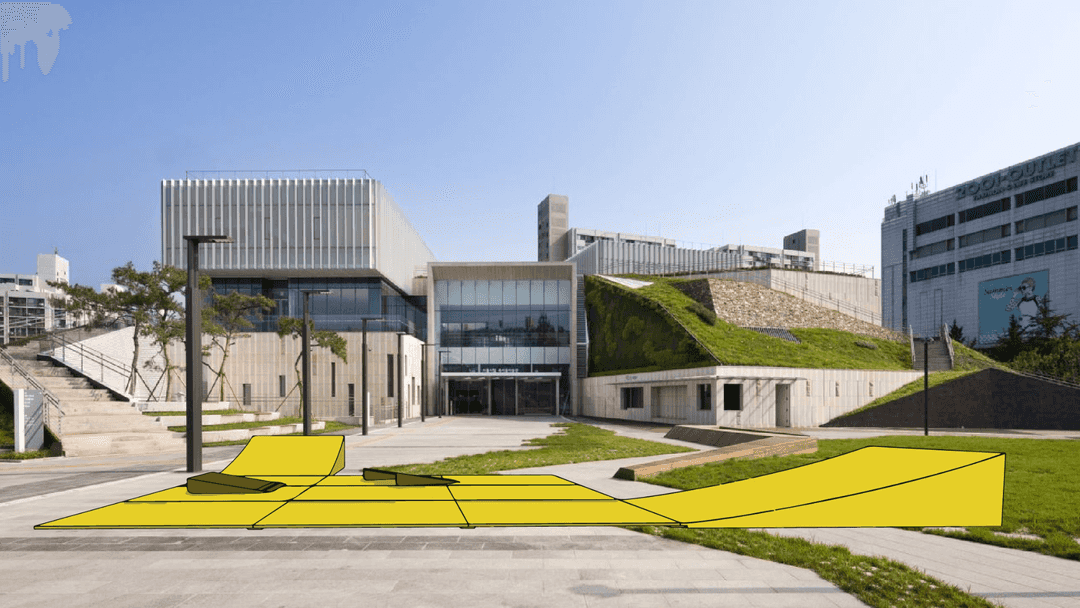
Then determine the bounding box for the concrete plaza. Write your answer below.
[1,416,1078,607]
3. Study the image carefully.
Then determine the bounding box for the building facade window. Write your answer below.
[697,383,712,410]
[621,387,643,409]
[1014,176,1077,208]
[909,262,955,283]
[910,238,954,260]
[1015,206,1078,234]
[279,375,286,397]
[387,355,394,398]
[958,197,1010,223]
[723,384,742,411]
[1015,235,1078,261]
[959,250,1011,273]
[915,214,955,236]
[959,224,1010,248]
[331,362,336,398]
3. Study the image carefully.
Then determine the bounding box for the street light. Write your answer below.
[301,289,331,436]
[923,336,935,437]
[184,234,233,473]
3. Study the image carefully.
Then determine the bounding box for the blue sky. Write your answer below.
[3,0,1080,289]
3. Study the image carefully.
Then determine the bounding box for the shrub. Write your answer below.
[686,301,717,326]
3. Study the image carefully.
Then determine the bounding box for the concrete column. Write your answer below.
[555,377,560,415]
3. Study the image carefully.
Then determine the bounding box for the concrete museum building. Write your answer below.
[882,142,1080,344]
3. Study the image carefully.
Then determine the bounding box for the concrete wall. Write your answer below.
[167,331,424,423]
[582,366,922,428]
[49,326,168,401]
[697,269,881,325]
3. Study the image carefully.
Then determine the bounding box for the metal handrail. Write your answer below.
[44,332,157,400]
[0,347,64,436]
[940,324,955,369]
[909,326,916,368]
[1008,368,1080,390]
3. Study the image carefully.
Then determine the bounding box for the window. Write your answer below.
[959,224,1010,248]
[698,384,712,410]
[279,375,286,397]
[243,384,251,406]
[1015,234,1079,261]
[909,238,954,260]
[348,384,355,414]
[1015,176,1078,208]
[958,197,1010,223]
[723,384,742,411]
[387,355,394,398]
[621,387,643,409]
[1016,206,1077,234]
[331,362,336,398]
[959,250,1011,273]
[915,214,955,236]
[17,279,32,286]
[909,262,956,283]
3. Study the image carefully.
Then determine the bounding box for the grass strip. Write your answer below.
[203,420,356,446]
[386,421,996,607]
[383,422,693,475]
[144,409,247,417]
[631,526,997,608]
[644,434,1080,561]
[168,416,307,432]
[0,449,51,460]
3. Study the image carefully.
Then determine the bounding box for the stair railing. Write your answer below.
[909,326,916,368]
[940,324,955,369]
[42,332,158,401]
[0,347,64,436]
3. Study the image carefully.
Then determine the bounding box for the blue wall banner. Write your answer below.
[978,270,1049,345]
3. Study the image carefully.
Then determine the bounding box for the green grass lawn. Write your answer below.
[168,416,310,433]
[383,422,694,475]
[592,276,913,372]
[203,420,357,446]
[144,409,247,417]
[643,435,1080,561]
[385,421,997,608]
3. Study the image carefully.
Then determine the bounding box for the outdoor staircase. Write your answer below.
[2,342,185,457]
[912,337,953,372]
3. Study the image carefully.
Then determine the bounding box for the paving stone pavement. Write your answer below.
[2,416,1078,607]
[0,416,869,608]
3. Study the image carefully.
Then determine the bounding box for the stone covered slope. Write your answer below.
[676,279,904,342]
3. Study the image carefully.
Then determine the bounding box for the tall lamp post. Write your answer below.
[184,234,233,473]
[301,289,331,436]
[923,336,934,437]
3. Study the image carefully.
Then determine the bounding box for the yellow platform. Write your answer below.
[36,435,1005,530]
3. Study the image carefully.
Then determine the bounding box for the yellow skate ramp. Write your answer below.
[221,435,345,477]
[628,446,1005,527]
[35,438,1004,530]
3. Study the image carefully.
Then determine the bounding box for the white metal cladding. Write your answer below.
[161,178,435,295]
[566,240,747,275]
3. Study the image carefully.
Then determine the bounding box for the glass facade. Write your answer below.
[435,278,573,414]
[209,277,426,339]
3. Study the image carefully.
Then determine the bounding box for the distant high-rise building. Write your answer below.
[784,229,820,271]
[537,194,569,262]
[1,253,72,343]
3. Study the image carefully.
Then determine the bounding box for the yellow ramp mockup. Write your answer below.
[36,436,1004,530]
